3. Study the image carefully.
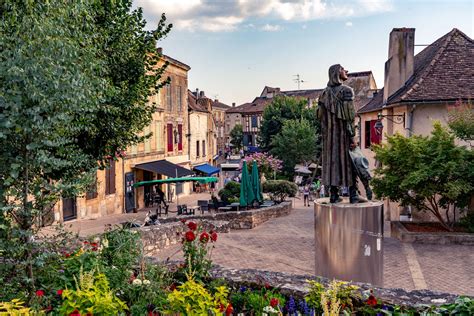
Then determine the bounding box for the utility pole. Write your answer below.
[293,74,306,90]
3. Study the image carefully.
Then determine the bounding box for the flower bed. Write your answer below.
[391,221,474,245]
[2,221,472,315]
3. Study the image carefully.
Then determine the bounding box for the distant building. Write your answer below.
[211,99,231,157]
[225,102,243,148]
[357,27,473,220]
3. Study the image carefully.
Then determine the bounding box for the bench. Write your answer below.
[218,206,232,212]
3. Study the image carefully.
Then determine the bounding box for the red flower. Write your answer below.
[83,241,89,245]
[210,231,218,242]
[57,289,63,296]
[264,282,270,289]
[185,231,196,242]
[90,242,98,247]
[69,310,81,316]
[180,219,186,224]
[187,221,197,231]
[200,232,209,243]
[270,298,279,307]
[65,253,71,258]
[36,289,45,297]
[366,295,378,306]
[225,303,233,316]
[170,283,177,291]
[219,303,225,312]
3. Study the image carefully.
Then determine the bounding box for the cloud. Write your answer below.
[345,21,353,27]
[261,23,282,31]
[134,0,393,32]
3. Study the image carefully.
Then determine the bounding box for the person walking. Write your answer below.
[303,185,310,206]
[320,184,326,198]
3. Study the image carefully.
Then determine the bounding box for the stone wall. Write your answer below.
[138,201,292,254]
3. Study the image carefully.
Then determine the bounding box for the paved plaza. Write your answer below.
[153,197,474,296]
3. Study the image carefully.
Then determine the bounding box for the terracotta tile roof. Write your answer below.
[357,88,384,113]
[188,90,208,113]
[358,28,473,114]
[225,103,248,114]
[212,100,231,109]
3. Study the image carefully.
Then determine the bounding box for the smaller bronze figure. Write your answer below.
[318,64,372,203]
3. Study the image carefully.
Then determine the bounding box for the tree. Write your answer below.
[270,119,318,176]
[230,124,243,150]
[259,96,319,152]
[372,122,474,231]
[448,101,474,145]
[0,0,171,296]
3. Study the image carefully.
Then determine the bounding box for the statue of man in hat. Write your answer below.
[317,64,360,203]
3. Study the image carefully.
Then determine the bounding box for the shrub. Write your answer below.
[218,181,241,204]
[263,180,298,202]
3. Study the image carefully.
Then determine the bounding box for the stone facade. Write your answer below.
[55,52,192,223]
[211,100,230,156]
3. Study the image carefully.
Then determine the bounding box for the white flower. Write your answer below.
[143,279,151,285]
[94,237,100,243]
[102,238,109,248]
[263,306,278,313]
[431,298,447,304]
[132,279,142,286]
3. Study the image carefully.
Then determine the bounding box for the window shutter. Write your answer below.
[110,159,116,194]
[178,124,183,151]
[167,124,173,152]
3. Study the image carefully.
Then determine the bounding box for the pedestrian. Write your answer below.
[320,184,326,198]
[303,185,310,206]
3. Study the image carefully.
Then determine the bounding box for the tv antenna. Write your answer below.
[293,74,307,90]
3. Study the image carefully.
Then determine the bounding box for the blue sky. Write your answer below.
[134,0,473,105]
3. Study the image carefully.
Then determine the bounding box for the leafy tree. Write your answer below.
[262,180,298,202]
[0,0,171,297]
[259,96,319,152]
[270,119,318,176]
[448,101,473,144]
[372,122,474,231]
[230,124,243,150]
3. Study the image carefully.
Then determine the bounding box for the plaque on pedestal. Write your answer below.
[314,198,384,286]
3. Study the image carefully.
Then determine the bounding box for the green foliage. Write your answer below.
[59,271,128,315]
[373,122,474,230]
[230,287,285,314]
[448,102,474,142]
[263,180,298,202]
[460,212,474,233]
[218,181,241,204]
[270,119,318,175]
[259,95,320,152]
[0,0,171,297]
[305,280,359,314]
[0,299,31,315]
[305,280,325,313]
[166,277,229,315]
[230,124,244,150]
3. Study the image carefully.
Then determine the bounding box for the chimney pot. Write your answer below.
[383,28,415,103]
[232,102,236,107]
[195,88,199,98]
[200,91,205,98]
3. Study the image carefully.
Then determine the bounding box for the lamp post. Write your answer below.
[375,112,406,143]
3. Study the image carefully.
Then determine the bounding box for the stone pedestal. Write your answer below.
[314,198,384,286]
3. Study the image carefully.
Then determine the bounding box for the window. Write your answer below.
[86,172,98,200]
[202,140,206,156]
[251,116,258,128]
[178,124,183,151]
[166,84,172,111]
[177,86,182,112]
[196,140,200,157]
[167,123,173,152]
[130,143,137,155]
[144,125,151,153]
[105,159,116,195]
[365,120,381,148]
[156,121,164,151]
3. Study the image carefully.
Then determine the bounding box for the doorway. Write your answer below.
[62,197,77,221]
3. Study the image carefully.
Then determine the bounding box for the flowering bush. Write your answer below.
[243,152,283,177]
[178,221,217,282]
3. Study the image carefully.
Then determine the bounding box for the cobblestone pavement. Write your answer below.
[154,197,474,296]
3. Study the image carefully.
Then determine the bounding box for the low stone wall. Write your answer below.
[209,266,461,307]
[391,221,474,245]
[138,201,292,253]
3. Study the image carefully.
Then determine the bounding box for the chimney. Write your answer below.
[232,102,235,107]
[195,88,199,98]
[199,91,205,98]
[157,47,163,55]
[383,28,415,103]
[214,99,219,103]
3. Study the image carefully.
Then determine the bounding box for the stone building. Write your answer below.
[57,52,193,222]
[211,99,230,157]
[357,27,474,220]
[225,102,242,149]
[188,90,220,177]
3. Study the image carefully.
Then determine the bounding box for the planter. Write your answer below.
[391,221,474,245]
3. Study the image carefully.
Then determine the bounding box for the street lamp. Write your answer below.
[377,112,405,126]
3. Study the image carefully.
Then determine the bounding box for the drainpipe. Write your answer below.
[407,104,416,137]
[357,114,362,148]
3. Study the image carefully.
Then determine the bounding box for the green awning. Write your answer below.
[133,177,218,188]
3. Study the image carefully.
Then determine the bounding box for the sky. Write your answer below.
[133,0,474,106]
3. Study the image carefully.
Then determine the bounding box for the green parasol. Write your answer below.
[239,161,255,207]
[251,160,263,203]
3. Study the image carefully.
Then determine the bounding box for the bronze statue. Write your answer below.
[318,64,369,203]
